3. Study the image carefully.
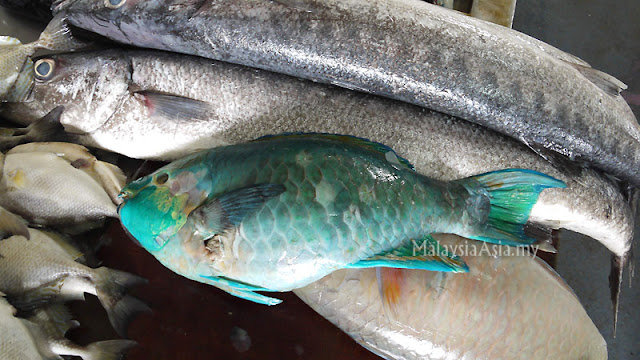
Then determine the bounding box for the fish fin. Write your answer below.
[456,169,565,246]
[5,277,83,311]
[4,58,34,102]
[200,275,282,305]
[0,107,67,150]
[345,235,468,272]
[0,206,29,241]
[82,340,138,360]
[0,36,22,46]
[523,222,557,253]
[133,91,212,121]
[255,133,416,170]
[609,252,629,337]
[37,12,86,51]
[93,161,127,205]
[92,267,150,338]
[565,61,628,96]
[30,304,79,337]
[192,184,286,236]
[376,267,406,317]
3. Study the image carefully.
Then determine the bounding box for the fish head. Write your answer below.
[1,51,132,133]
[54,0,204,48]
[118,158,213,253]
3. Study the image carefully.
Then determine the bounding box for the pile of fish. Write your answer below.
[0,0,637,359]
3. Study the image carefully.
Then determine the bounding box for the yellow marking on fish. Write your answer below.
[6,169,28,189]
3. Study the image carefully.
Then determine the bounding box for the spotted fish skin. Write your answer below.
[118,135,563,300]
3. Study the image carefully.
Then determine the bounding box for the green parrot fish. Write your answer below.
[118,134,565,305]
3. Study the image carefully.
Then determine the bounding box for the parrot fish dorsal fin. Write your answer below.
[254,133,416,170]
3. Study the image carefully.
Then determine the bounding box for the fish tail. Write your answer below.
[37,13,85,51]
[456,169,566,246]
[0,107,67,151]
[92,267,150,337]
[81,340,137,360]
[609,251,630,337]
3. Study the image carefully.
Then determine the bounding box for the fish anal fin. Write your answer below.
[566,61,628,96]
[346,235,468,272]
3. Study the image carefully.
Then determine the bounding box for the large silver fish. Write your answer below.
[0,293,47,360]
[295,234,608,360]
[1,49,632,265]
[0,228,149,337]
[52,0,640,186]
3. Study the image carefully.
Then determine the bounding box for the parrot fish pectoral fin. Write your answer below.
[344,234,469,272]
[192,184,286,235]
[200,275,283,306]
[457,169,566,247]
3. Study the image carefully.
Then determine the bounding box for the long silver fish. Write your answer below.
[0,228,149,337]
[295,234,608,360]
[52,0,640,186]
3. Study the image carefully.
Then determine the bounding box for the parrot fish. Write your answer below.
[52,0,640,186]
[295,234,608,360]
[118,134,565,305]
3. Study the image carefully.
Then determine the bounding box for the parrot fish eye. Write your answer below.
[34,59,55,81]
[156,172,169,185]
[105,0,126,9]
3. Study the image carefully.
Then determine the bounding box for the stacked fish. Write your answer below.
[0,0,637,359]
[0,141,147,359]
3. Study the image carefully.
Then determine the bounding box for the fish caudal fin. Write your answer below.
[92,267,150,337]
[82,340,137,360]
[457,169,566,246]
[37,13,86,51]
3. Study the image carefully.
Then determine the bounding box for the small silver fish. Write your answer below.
[295,234,608,360]
[0,142,125,233]
[0,228,149,337]
[0,12,82,102]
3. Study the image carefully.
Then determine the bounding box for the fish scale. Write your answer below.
[119,136,564,304]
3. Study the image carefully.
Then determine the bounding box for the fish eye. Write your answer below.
[105,0,126,9]
[156,172,169,185]
[34,59,55,81]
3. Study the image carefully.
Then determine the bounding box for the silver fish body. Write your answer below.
[0,228,149,337]
[1,49,632,261]
[54,0,640,185]
[0,296,47,360]
[294,234,608,360]
[0,142,124,232]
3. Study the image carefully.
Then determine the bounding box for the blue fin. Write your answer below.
[254,133,415,170]
[192,184,285,236]
[200,275,282,306]
[457,169,566,246]
[345,235,468,272]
